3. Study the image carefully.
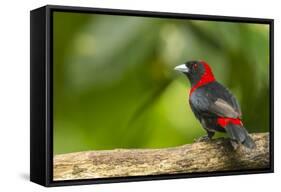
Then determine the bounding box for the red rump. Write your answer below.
[189,61,215,96]
[217,117,243,127]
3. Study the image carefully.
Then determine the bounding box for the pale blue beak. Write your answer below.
[174,64,189,73]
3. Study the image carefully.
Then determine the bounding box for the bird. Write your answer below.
[174,60,255,149]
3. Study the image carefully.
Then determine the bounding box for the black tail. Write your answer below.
[225,124,256,149]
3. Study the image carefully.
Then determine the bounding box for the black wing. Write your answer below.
[189,82,255,148]
[189,81,242,119]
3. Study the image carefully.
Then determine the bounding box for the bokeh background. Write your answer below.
[53,11,270,155]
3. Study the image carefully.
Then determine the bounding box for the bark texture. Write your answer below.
[54,132,269,181]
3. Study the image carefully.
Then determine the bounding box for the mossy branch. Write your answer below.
[54,132,269,181]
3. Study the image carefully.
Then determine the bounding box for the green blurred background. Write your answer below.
[53,12,270,155]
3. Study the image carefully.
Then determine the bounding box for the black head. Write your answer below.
[174,60,214,86]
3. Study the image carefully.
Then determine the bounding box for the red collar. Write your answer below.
[189,61,215,96]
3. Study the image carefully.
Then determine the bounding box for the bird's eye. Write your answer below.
[193,64,198,70]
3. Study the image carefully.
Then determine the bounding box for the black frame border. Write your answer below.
[30,4,274,187]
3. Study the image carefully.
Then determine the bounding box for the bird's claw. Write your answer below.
[194,135,211,143]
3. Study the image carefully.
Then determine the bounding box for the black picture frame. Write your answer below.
[30,5,274,187]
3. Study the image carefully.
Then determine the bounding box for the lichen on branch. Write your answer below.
[54,132,269,181]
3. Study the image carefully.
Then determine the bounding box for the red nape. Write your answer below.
[189,61,215,96]
[217,117,243,127]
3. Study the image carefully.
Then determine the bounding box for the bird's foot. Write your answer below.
[194,135,212,143]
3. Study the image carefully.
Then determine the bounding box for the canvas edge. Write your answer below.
[30,4,274,187]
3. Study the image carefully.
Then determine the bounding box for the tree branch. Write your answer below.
[53,132,269,181]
